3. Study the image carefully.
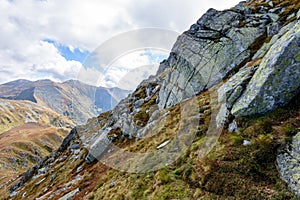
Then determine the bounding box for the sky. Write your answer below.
[0,0,241,88]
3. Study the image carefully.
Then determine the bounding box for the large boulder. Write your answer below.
[231,22,300,117]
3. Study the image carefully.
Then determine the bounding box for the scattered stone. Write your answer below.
[85,153,97,164]
[73,149,81,155]
[35,177,46,186]
[76,166,83,173]
[243,140,251,146]
[51,174,57,181]
[268,1,274,7]
[258,6,268,14]
[131,108,140,115]
[287,13,296,21]
[133,99,145,109]
[110,180,117,187]
[58,188,80,200]
[266,13,279,22]
[146,87,151,98]
[58,155,68,162]
[269,7,283,14]
[228,120,238,133]
[152,85,160,94]
[157,140,170,150]
[69,143,80,150]
[10,191,18,198]
[38,167,48,175]
[66,175,83,187]
[22,192,27,198]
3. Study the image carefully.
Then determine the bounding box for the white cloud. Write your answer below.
[102,50,167,90]
[78,49,167,89]
[0,0,241,85]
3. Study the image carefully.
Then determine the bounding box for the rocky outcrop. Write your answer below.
[277,132,300,195]
[158,2,282,109]
[217,20,299,123]
[231,22,300,116]
[218,65,258,110]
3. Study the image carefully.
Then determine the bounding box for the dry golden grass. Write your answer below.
[247,0,300,22]
[0,122,69,191]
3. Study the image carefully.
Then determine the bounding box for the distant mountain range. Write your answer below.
[0,79,131,124]
[0,79,130,187]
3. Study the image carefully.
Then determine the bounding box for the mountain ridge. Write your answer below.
[0,79,131,125]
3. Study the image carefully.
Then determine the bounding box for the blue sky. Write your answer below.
[43,39,90,63]
[0,0,241,87]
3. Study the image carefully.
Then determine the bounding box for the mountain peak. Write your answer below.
[2,79,33,86]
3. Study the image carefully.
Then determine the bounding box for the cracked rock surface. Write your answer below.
[158,2,279,109]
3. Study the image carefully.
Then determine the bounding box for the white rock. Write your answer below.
[228,120,238,132]
[157,140,170,149]
[243,140,251,146]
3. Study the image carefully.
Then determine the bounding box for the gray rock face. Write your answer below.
[231,22,300,117]
[277,132,300,195]
[218,66,258,109]
[133,99,145,109]
[86,129,111,162]
[216,65,258,127]
[158,3,272,109]
[253,20,296,60]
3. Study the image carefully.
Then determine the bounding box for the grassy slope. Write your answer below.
[0,99,73,134]
[4,91,299,200]
[0,99,73,189]
[89,94,300,200]
[0,123,70,189]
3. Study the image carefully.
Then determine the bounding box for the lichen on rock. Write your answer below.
[277,132,300,195]
[158,3,271,109]
[231,22,300,117]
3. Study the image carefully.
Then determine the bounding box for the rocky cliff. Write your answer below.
[2,0,300,199]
